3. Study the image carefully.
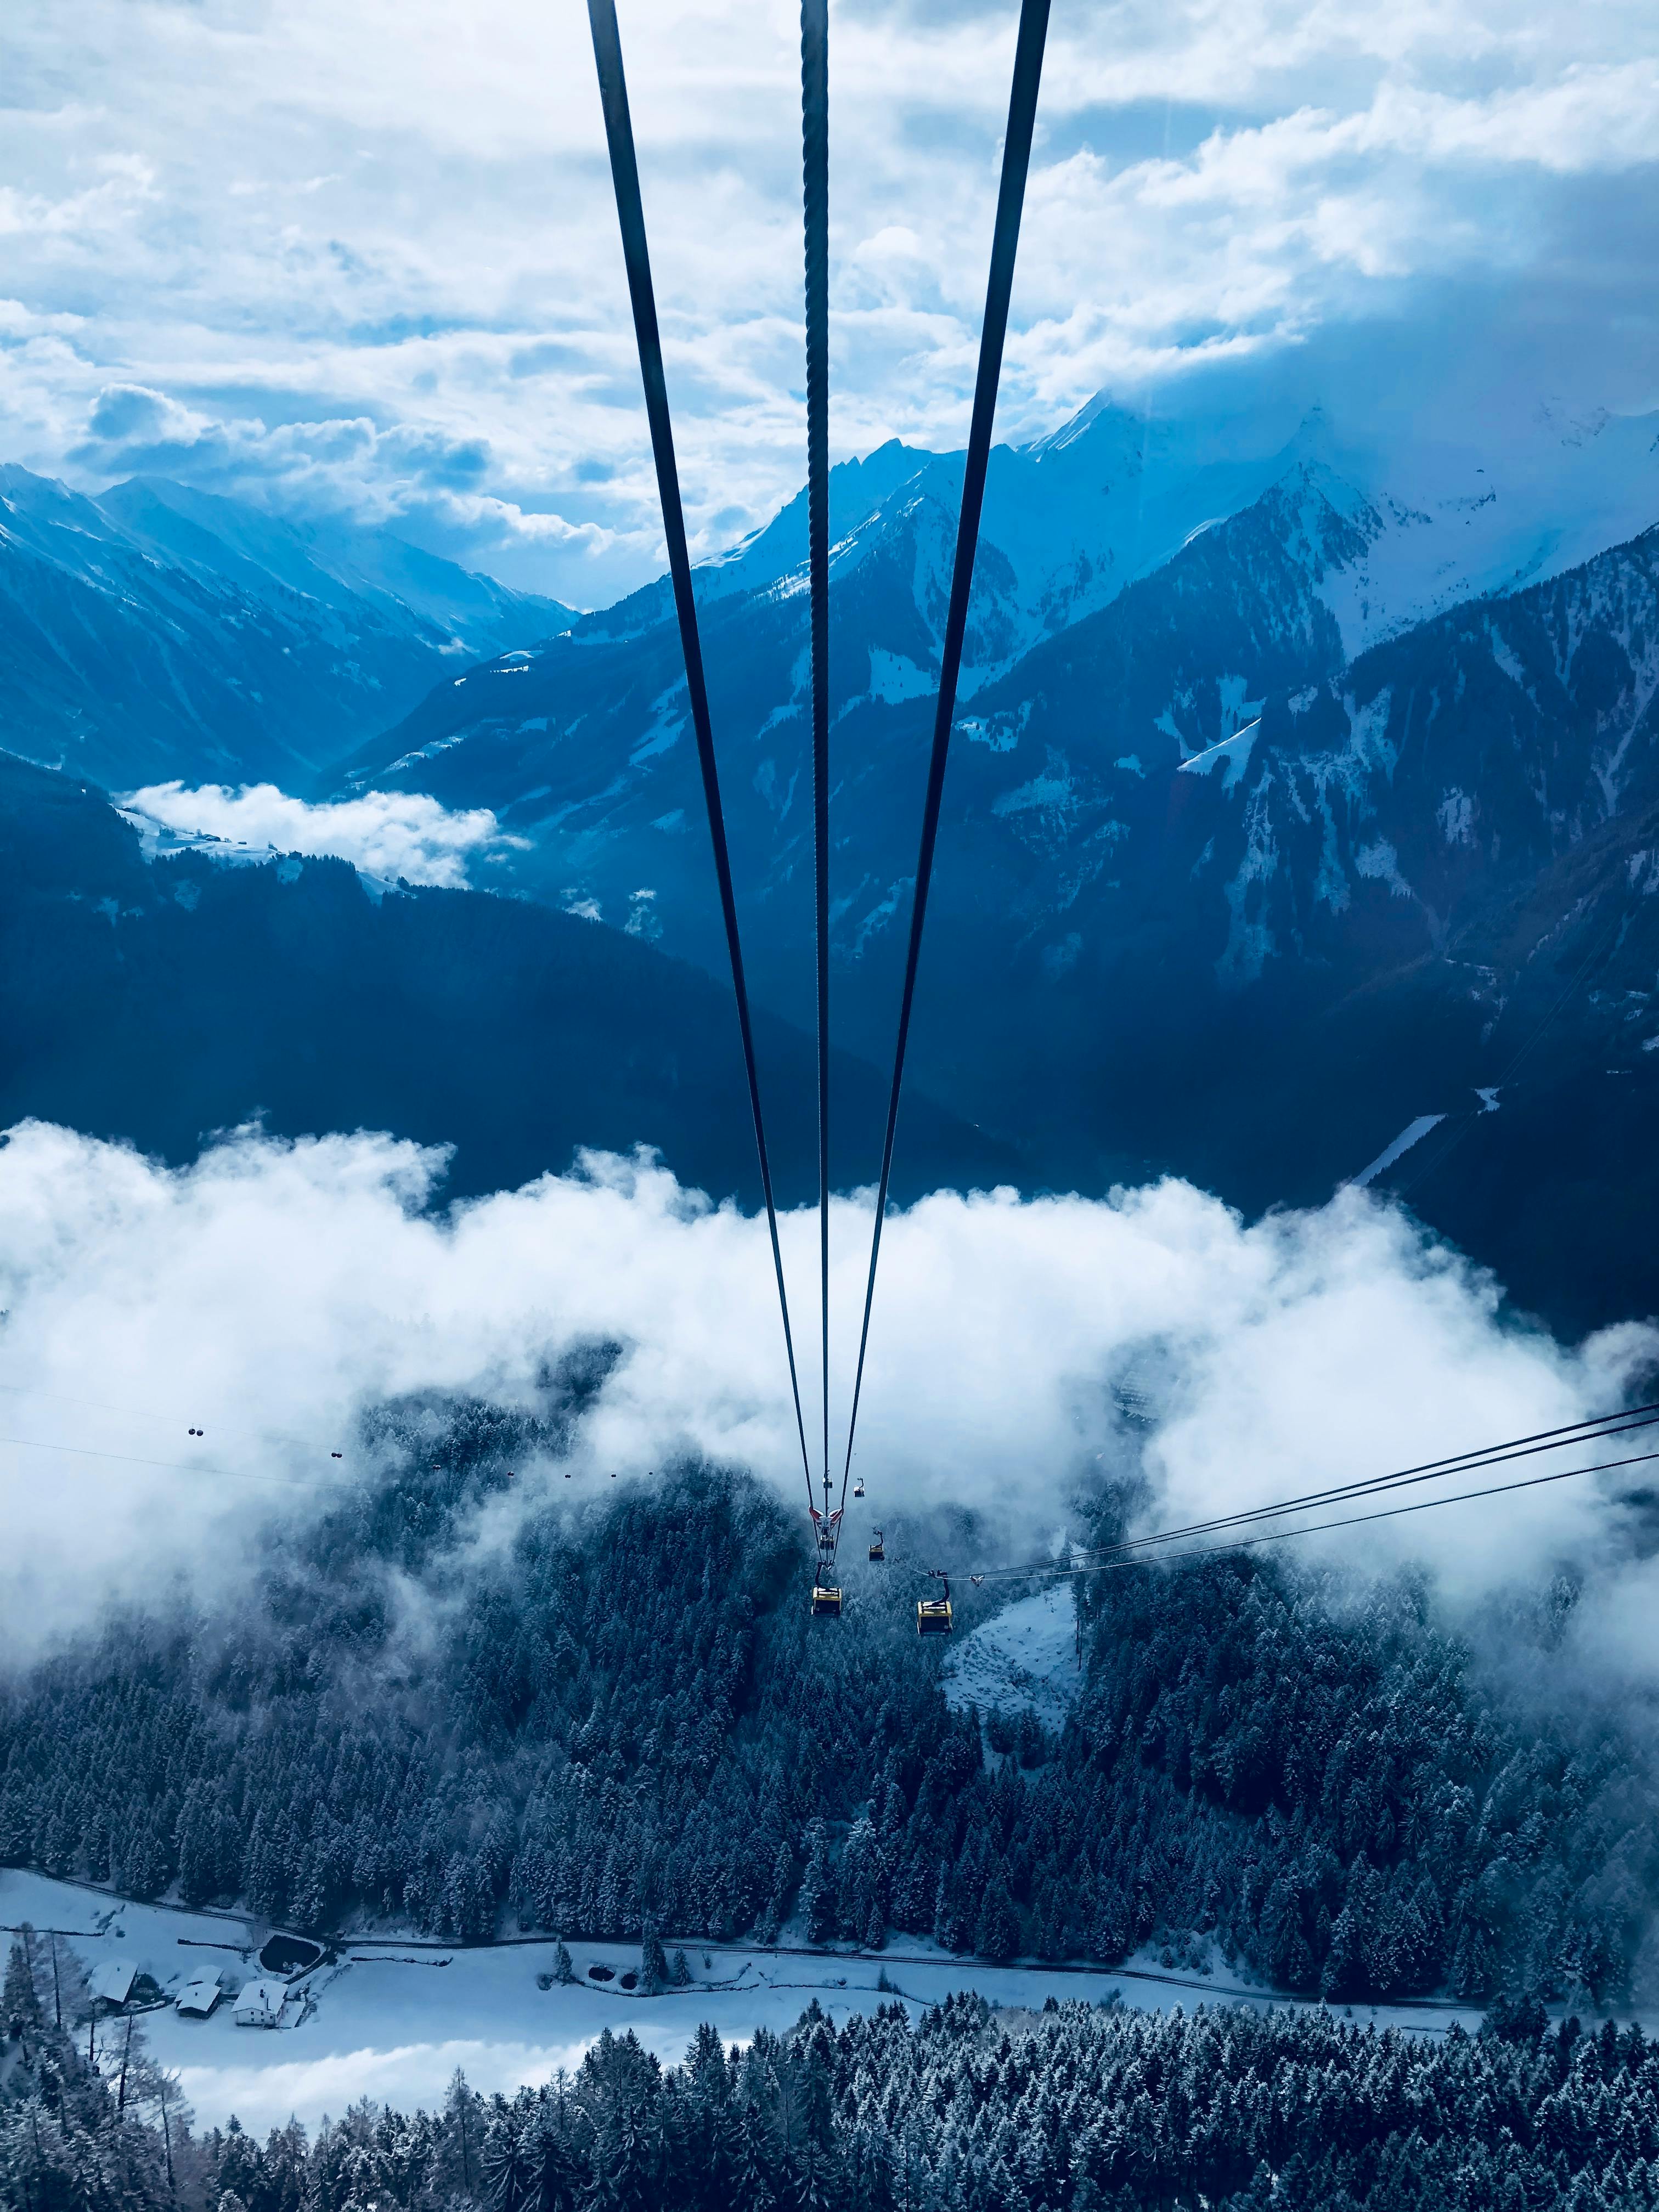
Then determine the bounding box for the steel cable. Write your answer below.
[952,1404,1659,1584]
[588,0,813,1500]
[1042,1403,1659,1569]
[957,1442,1659,1587]
[840,0,1051,1492]
[802,0,834,1548]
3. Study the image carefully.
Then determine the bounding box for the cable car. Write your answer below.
[811,1583,842,1618]
[868,1529,885,1562]
[853,1478,865,1498]
[916,1572,953,1637]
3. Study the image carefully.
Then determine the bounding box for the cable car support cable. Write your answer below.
[839,0,1052,1497]
[802,0,837,1588]
[945,1404,1659,1588]
[954,1440,1659,1587]
[588,0,813,1505]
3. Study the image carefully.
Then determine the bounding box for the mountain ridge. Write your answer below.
[0,464,573,793]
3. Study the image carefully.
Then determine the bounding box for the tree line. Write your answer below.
[5,1928,1658,2212]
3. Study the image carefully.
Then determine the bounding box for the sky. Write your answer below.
[3,0,1657,604]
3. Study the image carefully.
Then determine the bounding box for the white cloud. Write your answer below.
[120,782,522,887]
[0,1120,1649,1658]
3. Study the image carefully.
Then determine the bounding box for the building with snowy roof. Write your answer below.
[88,1960,137,2006]
[232,1978,289,2028]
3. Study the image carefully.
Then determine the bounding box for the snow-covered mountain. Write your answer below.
[333,384,1659,896]
[319,387,1659,1328]
[6,377,1656,1323]
[0,467,574,791]
[331,387,1659,1040]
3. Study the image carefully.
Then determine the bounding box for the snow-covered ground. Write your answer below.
[944,1584,1081,1730]
[2,1870,1494,2136]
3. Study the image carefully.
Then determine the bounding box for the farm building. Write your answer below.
[232,1978,289,2028]
[88,1960,137,2007]
[174,1979,220,2017]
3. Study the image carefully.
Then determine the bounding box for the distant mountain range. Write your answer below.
[0,467,574,791]
[3,392,1658,1332]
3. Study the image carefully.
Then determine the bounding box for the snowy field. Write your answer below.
[2,1867,1495,2135]
[943,1584,1080,1729]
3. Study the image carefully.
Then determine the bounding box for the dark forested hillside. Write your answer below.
[7,1954,1659,2212]
[0,749,1005,1204]
[1,1416,1651,2011]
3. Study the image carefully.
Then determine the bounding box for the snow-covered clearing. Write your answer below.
[944,1584,1080,1731]
[3,1866,1494,2136]
[1351,1114,1446,1188]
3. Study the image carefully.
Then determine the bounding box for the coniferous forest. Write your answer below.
[1,1385,1653,2015]
[6,1936,1659,2212]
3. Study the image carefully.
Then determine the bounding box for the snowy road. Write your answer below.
[2,1869,1492,2134]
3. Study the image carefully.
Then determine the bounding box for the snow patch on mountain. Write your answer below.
[1177,721,1260,791]
[944,1586,1079,1733]
[868,648,934,705]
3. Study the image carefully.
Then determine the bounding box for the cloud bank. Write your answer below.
[1,1118,1651,1662]
[121,782,522,887]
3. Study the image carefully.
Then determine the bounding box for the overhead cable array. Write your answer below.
[951,1402,1659,1585]
[586,0,814,1509]
[802,0,838,1593]
[585,0,1052,1604]
[838,0,1051,1500]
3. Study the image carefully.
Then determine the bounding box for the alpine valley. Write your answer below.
[7,394,1659,1328]
[10,378,1659,2212]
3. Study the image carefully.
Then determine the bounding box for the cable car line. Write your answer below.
[953,1403,1659,1584]
[0,1378,356,1459]
[952,1441,1659,1588]
[588,0,814,1509]
[1049,1401,1659,1569]
[802,0,837,1604]
[839,0,1051,1500]
[0,1432,347,1492]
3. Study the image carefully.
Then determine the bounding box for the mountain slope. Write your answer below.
[0,467,572,792]
[329,391,1659,1028]
[331,498,1659,1330]
[0,749,1006,1206]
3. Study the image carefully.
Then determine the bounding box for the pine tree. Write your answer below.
[4,1934,41,2033]
[799,1822,836,1949]
[640,1928,669,1994]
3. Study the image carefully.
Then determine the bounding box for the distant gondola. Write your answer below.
[811,1584,843,1618]
[868,1528,885,1562]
